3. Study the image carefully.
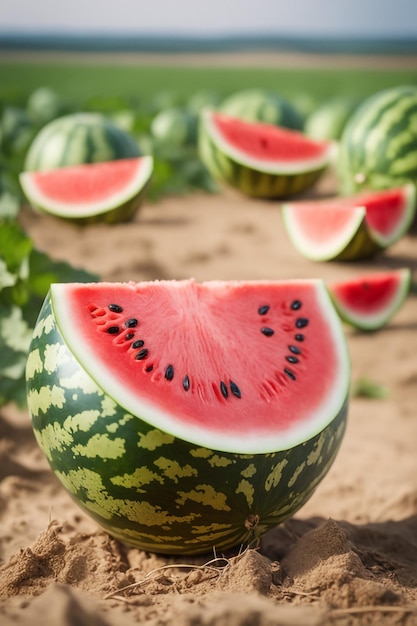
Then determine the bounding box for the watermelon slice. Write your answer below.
[199,110,335,198]
[281,184,416,261]
[26,279,349,554]
[328,268,411,331]
[19,156,153,224]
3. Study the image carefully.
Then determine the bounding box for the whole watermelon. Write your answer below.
[219,89,304,130]
[26,86,71,125]
[338,85,417,194]
[305,96,361,142]
[150,107,197,147]
[24,112,141,172]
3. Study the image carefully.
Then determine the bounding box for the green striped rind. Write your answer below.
[198,118,326,199]
[26,295,347,555]
[338,85,417,195]
[219,89,304,130]
[334,222,380,261]
[24,112,141,172]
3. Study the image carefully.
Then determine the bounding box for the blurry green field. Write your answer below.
[0,58,416,105]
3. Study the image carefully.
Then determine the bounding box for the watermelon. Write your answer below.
[26,278,349,555]
[305,96,361,142]
[26,86,71,125]
[150,107,197,147]
[199,110,335,199]
[24,112,141,172]
[338,85,417,194]
[19,157,153,224]
[328,268,411,331]
[219,89,304,130]
[1,106,34,155]
[187,89,222,114]
[281,184,416,262]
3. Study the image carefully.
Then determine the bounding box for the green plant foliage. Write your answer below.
[0,219,98,408]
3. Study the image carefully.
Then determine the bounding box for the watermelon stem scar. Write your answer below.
[26,278,349,554]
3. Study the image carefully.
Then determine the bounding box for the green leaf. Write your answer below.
[0,216,99,409]
[28,249,99,296]
[0,258,17,290]
[0,220,32,275]
[0,374,28,409]
[0,303,32,355]
[0,191,20,219]
[0,304,31,409]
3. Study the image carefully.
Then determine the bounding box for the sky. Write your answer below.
[2,0,417,37]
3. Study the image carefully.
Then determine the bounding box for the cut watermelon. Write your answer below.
[281,184,415,261]
[199,110,335,198]
[328,268,411,331]
[19,156,153,224]
[26,278,349,554]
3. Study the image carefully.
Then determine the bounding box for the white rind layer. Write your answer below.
[281,204,366,261]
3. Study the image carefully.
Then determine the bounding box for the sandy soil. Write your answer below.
[1,167,417,625]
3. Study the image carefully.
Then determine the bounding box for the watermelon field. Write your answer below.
[1,52,417,626]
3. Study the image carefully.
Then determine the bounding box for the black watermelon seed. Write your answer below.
[289,345,301,354]
[125,318,138,328]
[135,348,148,360]
[125,332,135,340]
[261,327,275,337]
[145,364,153,372]
[295,334,305,342]
[165,364,175,381]
[220,381,229,399]
[132,340,144,349]
[108,304,123,313]
[291,300,302,310]
[107,326,119,334]
[258,305,270,315]
[230,381,241,398]
[296,318,309,329]
[286,355,299,364]
[284,368,296,380]
[183,375,190,391]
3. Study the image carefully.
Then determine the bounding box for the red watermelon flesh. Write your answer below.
[50,279,350,454]
[329,185,415,245]
[206,111,334,171]
[281,184,415,260]
[281,201,366,261]
[329,268,411,330]
[283,202,365,244]
[19,156,153,219]
[32,159,144,203]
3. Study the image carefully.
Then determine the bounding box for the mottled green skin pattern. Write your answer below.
[339,86,417,195]
[26,296,348,555]
[219,89,304,131]
[24,112,140,172]
[198,121,327,199]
